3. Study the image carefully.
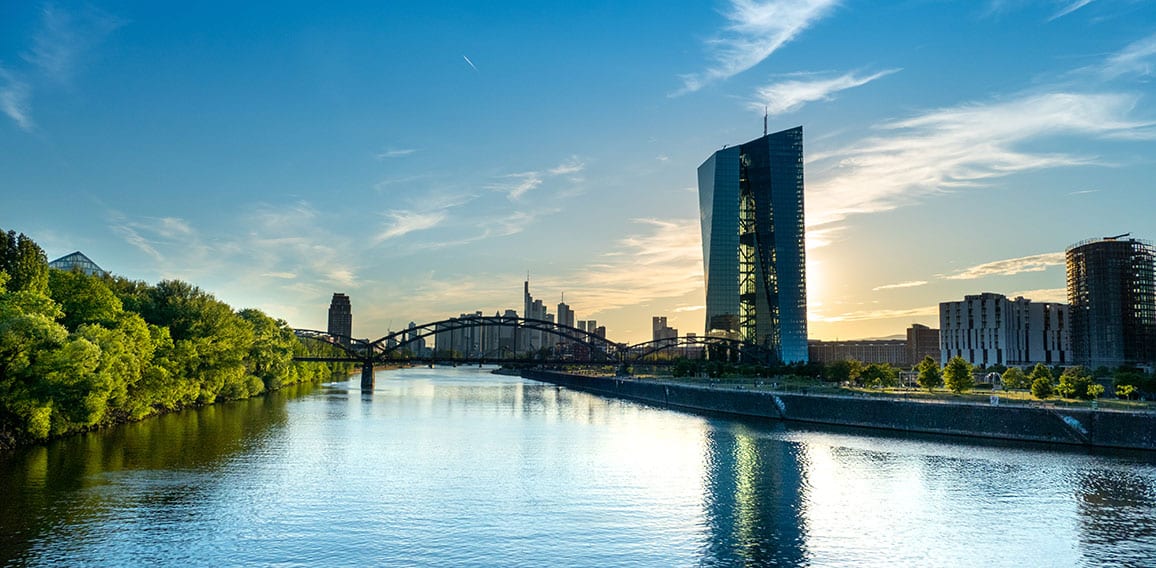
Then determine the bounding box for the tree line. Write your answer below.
[0,228,348,448]
[668,349,1148,402]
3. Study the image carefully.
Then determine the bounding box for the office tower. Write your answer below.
[652,316,677,345]
[557,300,575,329]
[1067,235,1156,368]
[327,293,352,347]
[698,126,808,363]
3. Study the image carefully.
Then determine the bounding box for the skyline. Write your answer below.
[3,1,1156,344]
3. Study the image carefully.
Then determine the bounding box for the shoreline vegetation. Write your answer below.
[0,228,351,450]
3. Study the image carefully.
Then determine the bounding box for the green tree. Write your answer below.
[1057,366,1096,399]
[1116,384,1136,400]
[0,230,49,294]
[1088,383,1105,399]
[943,356,974,394]
[48,269,123,331]
[860,362,899,388]
[1001,367,1029,390]
[1029,363,1053,385]
[827,359,863,384]
[916,355,942,392]
[1031,377,1054,399]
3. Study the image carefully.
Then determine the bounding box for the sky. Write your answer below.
[2,1,1156,344]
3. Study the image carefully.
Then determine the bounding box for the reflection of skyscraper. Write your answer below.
[1066,236,1156,368]
[700,426,808,565]
[327,293,352,347]
[698,126,808,363]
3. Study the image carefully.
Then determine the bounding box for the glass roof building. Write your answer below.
[698,126,808,363]
[48,251,106,277]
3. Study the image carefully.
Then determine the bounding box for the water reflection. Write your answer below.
[3,369,1156,566]
[699,424,809,566]
[1078,468,1156,564]
[0,383,315,564]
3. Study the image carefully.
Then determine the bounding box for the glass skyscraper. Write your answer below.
[698,126,808,363]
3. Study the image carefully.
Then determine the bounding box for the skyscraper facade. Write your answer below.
[327,293,352,348]
[698,126,808,363]
[1066,236,1156,368]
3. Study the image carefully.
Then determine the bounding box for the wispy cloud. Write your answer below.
[942,252,1065,280]
[872,280,928,291]
[674,305,705,312]
[751,69,899,115]
[0,4,122,131]
[491,172,543,200]
[555,218,704,314]
[549,157,585,175]
[1008,288,1068,303]
[376,148,417,159]
[676,0,840,95]
[24,4,123,85]
[1049,0,1094,21]
[807,91,1155,231]
[810,304,939,323]
[0,67,34,131]
[375,210,448,242]
[488,157,585,199]
[1102,32,1156,78]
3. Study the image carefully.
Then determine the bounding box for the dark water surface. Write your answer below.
[2,367,1155,566]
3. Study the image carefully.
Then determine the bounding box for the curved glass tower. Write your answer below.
[698,126,808,363]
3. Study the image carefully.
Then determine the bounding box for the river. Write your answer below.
[2,367,1155,566]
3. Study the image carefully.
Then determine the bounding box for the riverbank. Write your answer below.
[521,370,1156,451]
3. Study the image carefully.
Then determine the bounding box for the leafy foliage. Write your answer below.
[0,227,340,447]
[916,355,942,392]
[1056,366,1098,400]
[1031,377,1054,399]
[859,362,899,388]
[943,356,974,394]
[826,359,863,384]
[1000,367,1029,390]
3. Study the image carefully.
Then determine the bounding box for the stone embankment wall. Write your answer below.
[521,370,1156,451]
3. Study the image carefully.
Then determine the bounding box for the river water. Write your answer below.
[2,367,1155,566]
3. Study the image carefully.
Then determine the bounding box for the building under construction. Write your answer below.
[1066,235,1156,369]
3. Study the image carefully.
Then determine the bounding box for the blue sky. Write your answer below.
[3,0,1155,343]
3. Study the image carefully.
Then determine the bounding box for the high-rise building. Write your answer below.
[327,293,352,347]
[698,126,808,363]
[652,316,678,345]
[939,293,1069,367]
[1067,236,1156,368]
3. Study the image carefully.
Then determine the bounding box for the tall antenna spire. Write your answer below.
[763,106,768,136]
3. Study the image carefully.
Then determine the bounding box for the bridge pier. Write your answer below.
[360,363,375,390]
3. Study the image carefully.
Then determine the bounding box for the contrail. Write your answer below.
[462,55,478,72]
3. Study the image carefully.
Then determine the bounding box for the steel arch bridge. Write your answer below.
[294,316,776,389]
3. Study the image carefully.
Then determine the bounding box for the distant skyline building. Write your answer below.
[48,251,106,277]
[808,338,907,366]
[327,293,352,348]
[698,126,808,363]
[1066,236,1156,368]
[652,316,678,346]
[906,324,940,366]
